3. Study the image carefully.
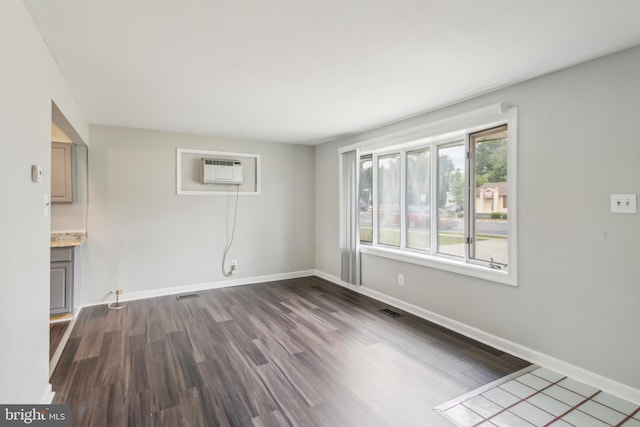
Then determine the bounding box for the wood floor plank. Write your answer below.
[251,409,290,427]
[50,321,70,359]
[51,276,530,426]
[94,330,126,387]
[50,336,80,387]
[167,330,203,390]
[143,340,182,411]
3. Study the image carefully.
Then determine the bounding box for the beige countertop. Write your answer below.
[51,231,87,248]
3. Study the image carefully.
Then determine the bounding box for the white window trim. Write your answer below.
[339,102,513,155]
[350,103,518,286]
[360,244,512,285]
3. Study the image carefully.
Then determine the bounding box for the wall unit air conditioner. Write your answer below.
[201,158,243,185]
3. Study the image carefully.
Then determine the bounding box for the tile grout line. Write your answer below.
[435,366,539,426]
[542,390,601,427]
[436,365,538,412]
[615,405,640,427]
[441,368,640,427]
[471,375,568,427]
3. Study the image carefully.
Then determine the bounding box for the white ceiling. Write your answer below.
[24,0,640,144]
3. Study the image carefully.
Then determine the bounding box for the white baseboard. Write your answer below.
[80,270,316,308]
[40,384,54,404]
[314,269,640,405]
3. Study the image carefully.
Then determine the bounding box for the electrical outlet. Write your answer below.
[610,194,637,213]
[398,274,404,286]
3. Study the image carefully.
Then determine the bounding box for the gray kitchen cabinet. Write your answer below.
[50,247,73,315]
[51,142,73,203]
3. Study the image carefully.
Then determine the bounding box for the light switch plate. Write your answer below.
[610,194,637,213]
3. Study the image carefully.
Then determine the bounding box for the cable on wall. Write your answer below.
[222,184,241,277]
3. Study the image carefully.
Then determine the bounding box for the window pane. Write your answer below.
[406,149,430,250]
[378,153,401,246]
[437,143,465,257]
[359,156,373,243]
[472,125,508,269]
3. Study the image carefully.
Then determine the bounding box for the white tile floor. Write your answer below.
[435,366,640,427]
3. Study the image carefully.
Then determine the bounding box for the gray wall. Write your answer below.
[79,125,315,305]
[315,46,640,391]
[0,0,88,403]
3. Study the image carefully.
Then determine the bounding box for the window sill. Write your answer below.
[359,245,517,287]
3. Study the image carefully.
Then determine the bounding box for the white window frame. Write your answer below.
[466,124,510,270]
[341,103,518,286]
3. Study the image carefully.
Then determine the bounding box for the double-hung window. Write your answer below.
[353,104,517,285]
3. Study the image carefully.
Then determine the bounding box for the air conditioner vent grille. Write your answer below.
[201,158,243,184]
[204,159,240,167]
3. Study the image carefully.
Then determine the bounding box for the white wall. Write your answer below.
[78,125,315,305]
[0,0,88,403]
[316,46,640,394]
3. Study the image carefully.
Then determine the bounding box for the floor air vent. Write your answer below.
[176,293,200,300]
[380,308,403,318]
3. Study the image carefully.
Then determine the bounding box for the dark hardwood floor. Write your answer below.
[50,320,71,360]
[51,276,530,426]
